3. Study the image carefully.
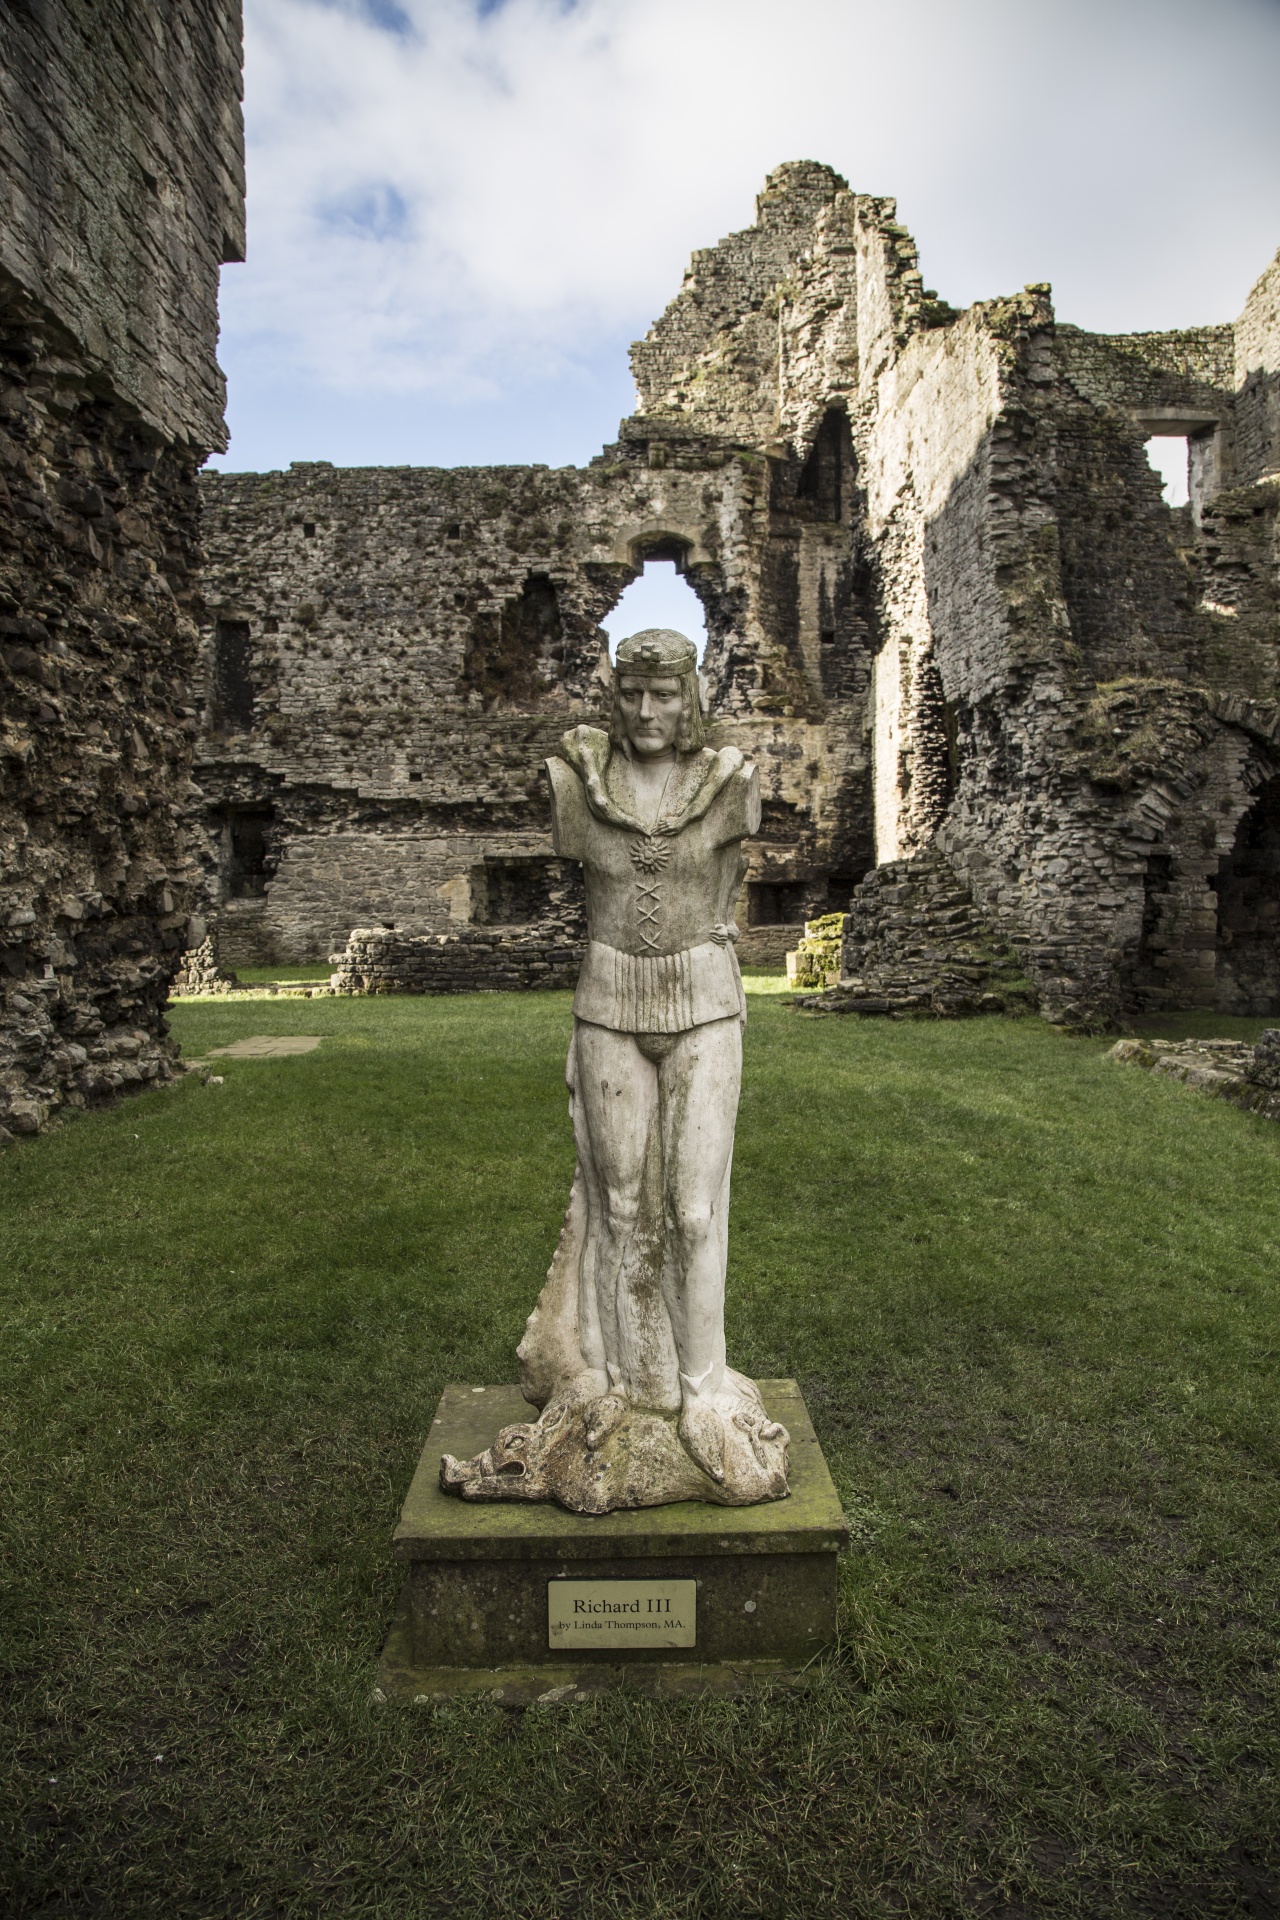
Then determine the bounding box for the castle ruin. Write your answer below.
[198,164,1280,1027]
[3,28,1278,1148]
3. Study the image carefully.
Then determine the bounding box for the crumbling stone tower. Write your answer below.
[0,0,245,1137]
[200,164,1279,1025]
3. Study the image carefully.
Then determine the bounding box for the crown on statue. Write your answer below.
[615,629,698,675]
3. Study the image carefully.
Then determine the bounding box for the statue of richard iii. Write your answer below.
[441,630,789,1513]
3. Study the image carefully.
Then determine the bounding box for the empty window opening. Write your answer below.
[1145,437,1189,508]
[211,618,254,731]
[747,881,809,927]
[221,809,274,899]
[602,560,708,662]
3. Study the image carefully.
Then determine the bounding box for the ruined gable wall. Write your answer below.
[1235,251,1280,489]
[194,165,885,970]
[0,0,244,1138]
[630,162,849,444]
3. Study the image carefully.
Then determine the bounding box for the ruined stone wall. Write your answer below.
[0,1,244,1137]
[199,161,1278,1024]
[1,0,244,447]
[865,279,1278,1023]
[1235,252,1280,490]
[198,193,882,969]
[758,181,1280,1025]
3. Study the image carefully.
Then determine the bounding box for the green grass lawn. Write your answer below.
[2,992,1278,1918]
[231,965,334,984]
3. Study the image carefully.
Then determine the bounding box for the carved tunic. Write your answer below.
[547,726,761,1035]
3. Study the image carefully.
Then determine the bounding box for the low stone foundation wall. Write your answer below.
[736,925,796,971]
[331,923,585,996]
[1109,1030,1280,1123]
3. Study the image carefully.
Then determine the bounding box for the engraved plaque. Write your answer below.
[547,1578,696,1649]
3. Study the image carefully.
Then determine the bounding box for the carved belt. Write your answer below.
[572,940,744,1035]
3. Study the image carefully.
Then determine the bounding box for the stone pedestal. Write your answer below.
[378,1380,848,1703]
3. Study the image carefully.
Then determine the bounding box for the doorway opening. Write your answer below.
[602,560,708,661]
[1214,777,1280,1013]
[219,808,274,899]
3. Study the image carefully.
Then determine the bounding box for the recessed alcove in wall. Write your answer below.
[601,560,708,661]
[747,881,808,927]
[211,617,254,731]
[218,807,274,899]
[471,855,584,928]
[1214,776,1280,1014]
[462,572,564,705]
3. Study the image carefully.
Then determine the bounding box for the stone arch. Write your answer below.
[607,522,713,573]
[600,526,739,675]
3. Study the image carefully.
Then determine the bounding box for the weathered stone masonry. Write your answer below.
[200,164,1279,1025]
[197,167,880,976]
[0,0,244,1136]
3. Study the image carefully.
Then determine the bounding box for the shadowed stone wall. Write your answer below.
[0,0,244,1138]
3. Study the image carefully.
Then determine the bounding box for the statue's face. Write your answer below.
[616,674,683,757]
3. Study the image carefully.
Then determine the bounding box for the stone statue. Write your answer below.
[441,630,789,1513]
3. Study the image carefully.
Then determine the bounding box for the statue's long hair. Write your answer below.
[608,668,705,754]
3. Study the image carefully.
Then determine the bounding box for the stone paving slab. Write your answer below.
[206,1035,322,1058]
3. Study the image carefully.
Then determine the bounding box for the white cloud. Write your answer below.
[218,0,1280,455]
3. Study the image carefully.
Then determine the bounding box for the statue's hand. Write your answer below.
[709,921,739,948]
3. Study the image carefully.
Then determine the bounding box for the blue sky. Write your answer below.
[212,0,1280,478]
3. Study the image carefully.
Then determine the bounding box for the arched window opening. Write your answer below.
[1145,436,1189,508]
[1214,778,1280,1014]
[602,560,708,661]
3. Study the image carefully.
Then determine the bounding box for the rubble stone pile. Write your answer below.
[168,935,239,997]
[795,853,1038,1018]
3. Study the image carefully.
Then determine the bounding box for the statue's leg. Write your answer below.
[563,1030,606,1381]
[571,1020,657,1396]
[656,1016,744,1478]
